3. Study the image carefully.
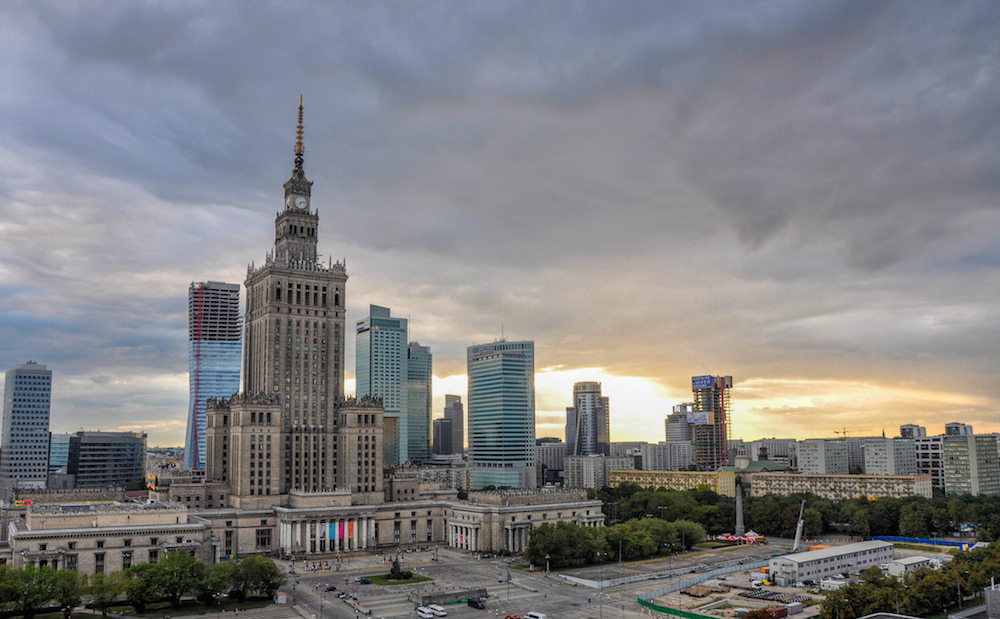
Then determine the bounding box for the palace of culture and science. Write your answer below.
[0,101,603,574]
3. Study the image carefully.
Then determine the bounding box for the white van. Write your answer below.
[417,607,435,619]
[428,605,447,616]
[525,613,547,619]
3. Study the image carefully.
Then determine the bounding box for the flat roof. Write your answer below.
[773,540,893,564]
[891,556,930,565]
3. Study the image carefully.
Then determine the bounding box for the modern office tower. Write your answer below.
[356,305,408,466]
[48,432,72,474]
[795,439,849,474]
[945,422,974,437]
[863,438,917,476]
[406,342,432,464]
[900,424,927,439]
[443,395,464,454]
[944,434,1000,496]
[690,376,733,471]
[67,431,147,489]
[208,99,379,503]
[0,361,52,489]
[432,418,453,455]
[567,382,610,456]
[185,281,242,470]
[915,435,945,490]
[565,406,578,455]
[467,340,535,489]
[665,405,693,442]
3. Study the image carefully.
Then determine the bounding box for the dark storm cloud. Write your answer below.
[1,1,999,443]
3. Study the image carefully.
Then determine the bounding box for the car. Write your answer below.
[325,585,338,591]
[467,598,486,609]
[505,615,521,619]
[338,592,347,599]
[359,577,372,584]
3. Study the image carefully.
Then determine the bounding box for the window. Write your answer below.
[256,528,272,549]
[150,537,158,546]
[149,549,158,564]
[68,542,76,550]
[122,551,132,569]
[96,540,105,549]
[123,539,131,547]
[94,553,105,574]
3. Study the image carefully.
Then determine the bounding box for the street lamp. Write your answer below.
[545,554,550,577]
[597,551,607,619]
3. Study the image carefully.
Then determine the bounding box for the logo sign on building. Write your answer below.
[687,411,710,425]
[692,375,715,389]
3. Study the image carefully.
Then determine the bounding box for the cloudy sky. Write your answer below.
[2,1,999,447]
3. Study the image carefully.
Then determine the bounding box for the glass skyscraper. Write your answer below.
[407,342,432,464]
[356,305,408,465]
[1,361,52,489]
[467,340,535,489]
[185,282,242,469]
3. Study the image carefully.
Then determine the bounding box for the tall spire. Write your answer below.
[294,94,304,172]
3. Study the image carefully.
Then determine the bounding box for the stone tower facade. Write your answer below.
[206,98,382,508]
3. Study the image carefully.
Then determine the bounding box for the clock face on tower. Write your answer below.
[295,196,307,209]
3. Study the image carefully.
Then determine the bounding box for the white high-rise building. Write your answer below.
[356,305,408,465]
[863,438,917,476]
[795,439,848,474]
[467,340,535,489]
[1,361,52,490]
[568,382,610,456]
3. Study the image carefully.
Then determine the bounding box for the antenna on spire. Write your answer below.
[294,94,304,171]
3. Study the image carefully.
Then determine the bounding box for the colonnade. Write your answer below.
[505,525,531,553]
[280,515,376,554]
[448,521,480,551]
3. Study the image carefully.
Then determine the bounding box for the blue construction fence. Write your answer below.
[872,535,969,549]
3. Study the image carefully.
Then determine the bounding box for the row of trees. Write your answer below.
[524,517,706,569]
[596,483,1000,540]
[820,542,1000,619]
[0,553,285,618]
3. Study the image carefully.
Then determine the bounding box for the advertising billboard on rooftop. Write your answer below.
[692,375,715,389]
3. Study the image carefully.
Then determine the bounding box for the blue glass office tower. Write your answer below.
[356,305,408,465]
[467,340,536,489]
[407,342,432,464]
[185,282,241,469]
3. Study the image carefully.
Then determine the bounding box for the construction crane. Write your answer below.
[792,500,807,553]
[832,428,864,437]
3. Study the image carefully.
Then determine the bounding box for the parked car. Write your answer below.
[468,598,486,609]
[359,577,372,584]
[325,585,337,591]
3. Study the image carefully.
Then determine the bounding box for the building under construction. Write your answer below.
[690,375,733,471]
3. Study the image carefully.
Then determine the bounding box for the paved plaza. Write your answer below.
[276,542,797,619]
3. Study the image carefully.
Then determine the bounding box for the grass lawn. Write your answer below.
[367,573,434,586]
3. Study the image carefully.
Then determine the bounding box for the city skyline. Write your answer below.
[2,3,999,447]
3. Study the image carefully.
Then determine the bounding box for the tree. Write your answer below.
[11,564,56,619]
[88,573,122,617]
[850,510,871,539]
[197,562,236,606]
[235,556,286,600]
[116,563,160,614]
[52,570,87,619]
[0,564,18,614]
[156,551,204,608]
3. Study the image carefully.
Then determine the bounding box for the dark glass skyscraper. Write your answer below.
[185,281,241,469]
[407,342,432,464]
